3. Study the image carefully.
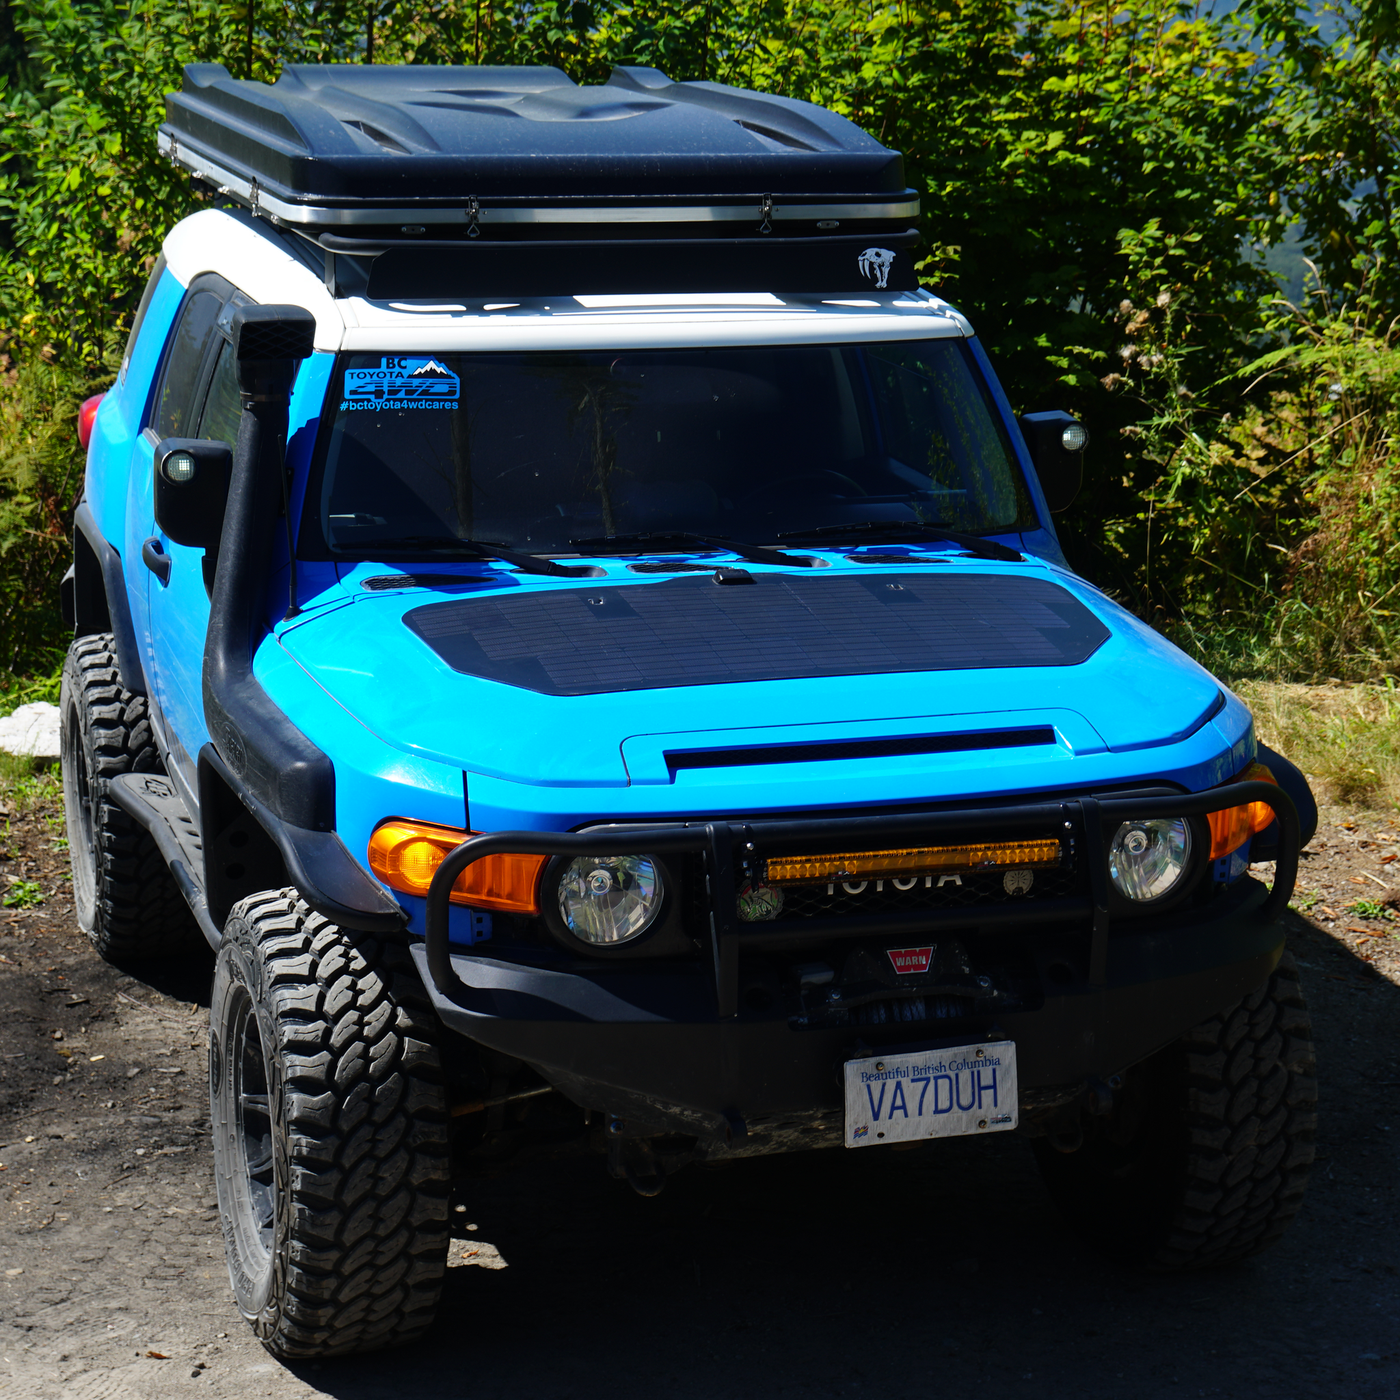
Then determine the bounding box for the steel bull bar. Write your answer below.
[423,783,1299,1018]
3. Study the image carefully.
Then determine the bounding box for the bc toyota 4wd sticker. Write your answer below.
[342,356,460,411]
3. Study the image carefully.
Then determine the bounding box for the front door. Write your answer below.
[141,276,240,814]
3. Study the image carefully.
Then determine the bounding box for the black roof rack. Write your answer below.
[161,63,923,297]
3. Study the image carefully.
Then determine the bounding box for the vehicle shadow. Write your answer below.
[110,945,215,1008]
[280,915,1399,1400]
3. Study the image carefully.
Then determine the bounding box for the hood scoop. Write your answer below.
[667,725,1056,774]
[402,571,1111,697]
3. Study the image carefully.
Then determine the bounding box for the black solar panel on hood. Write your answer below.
[403,572,1112,696]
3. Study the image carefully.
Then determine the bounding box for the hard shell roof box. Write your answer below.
[159,63,917,232]
[160,64,922,296]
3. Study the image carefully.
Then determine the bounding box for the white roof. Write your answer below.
[162,208,971,353]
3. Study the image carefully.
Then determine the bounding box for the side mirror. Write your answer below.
[154,438,233,550]
[1018,411,1087,514]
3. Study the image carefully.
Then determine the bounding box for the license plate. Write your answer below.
[843,1040,1018,1148]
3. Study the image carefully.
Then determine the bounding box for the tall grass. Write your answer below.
[1235,679,1400,811]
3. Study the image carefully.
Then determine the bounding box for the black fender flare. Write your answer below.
[1252,743,1318,860]
[198,743,404,933]
[71,501,147,696]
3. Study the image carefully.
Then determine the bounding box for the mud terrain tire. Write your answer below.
[210,891,451,1358]
[1034,950,1317,1269]
[59,633,200,959]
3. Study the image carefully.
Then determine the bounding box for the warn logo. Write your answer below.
[887,945,934,976]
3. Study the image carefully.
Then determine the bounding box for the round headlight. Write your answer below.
[162,451,197,483]
[1060,421,1089,453]
[556,854,664,945]
[1109,819,1191,902]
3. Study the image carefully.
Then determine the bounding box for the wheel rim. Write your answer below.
[228,986,277,1266]
[60,704,97,927]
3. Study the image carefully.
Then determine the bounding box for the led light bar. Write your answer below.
[764,840,1062,887]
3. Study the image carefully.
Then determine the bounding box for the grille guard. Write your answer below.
[423,782,1299,1019]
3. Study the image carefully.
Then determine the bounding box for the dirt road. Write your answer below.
[1,792,1397,1400]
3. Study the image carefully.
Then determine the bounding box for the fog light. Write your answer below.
[556,854,663,945]
[1109,818,1191,902]
[162,451,197,483]
[1060,422,1089,453]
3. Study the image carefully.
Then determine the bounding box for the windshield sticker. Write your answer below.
[342,357,460,411]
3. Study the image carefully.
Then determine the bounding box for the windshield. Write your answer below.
[307,339,1036,558]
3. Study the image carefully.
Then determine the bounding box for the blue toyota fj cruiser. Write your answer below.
[62,62,1319,1358]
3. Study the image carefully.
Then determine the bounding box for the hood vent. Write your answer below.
[667,726,1055,774]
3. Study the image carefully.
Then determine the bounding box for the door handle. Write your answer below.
[141,536,171,586]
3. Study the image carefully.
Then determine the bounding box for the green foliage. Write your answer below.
[0,343,101,677]
[1251,0,1400,318]
[0,761,59,810]
[0,0,1395,688]
[1345,897,1390,921]
[2,874,43,907]
[0,652,63,716]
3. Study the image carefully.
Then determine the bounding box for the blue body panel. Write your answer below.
[90,260,1259,956]
[259,549,1256,940]
[82,266,186,697]
[271,557,1231,785]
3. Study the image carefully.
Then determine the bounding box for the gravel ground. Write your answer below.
[0,791,1396,1400]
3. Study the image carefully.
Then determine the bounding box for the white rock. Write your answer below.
[0,701,61,759]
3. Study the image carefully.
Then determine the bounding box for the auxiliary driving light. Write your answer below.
[1108,818,1191,902]
[368,820,546,914]
[554,854,664,945]
[1060,422,1089,453]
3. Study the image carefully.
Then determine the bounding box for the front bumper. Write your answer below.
[413,784,1297,1150]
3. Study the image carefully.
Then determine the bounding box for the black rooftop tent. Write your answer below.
[160,64,922,297]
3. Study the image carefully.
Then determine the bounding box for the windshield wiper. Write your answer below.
[341,535,594,578]
[776,521,1022,563]
[569,531,814,568]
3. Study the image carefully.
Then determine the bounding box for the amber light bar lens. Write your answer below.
[1207,762,1279,860]
[368,820,546,914]
[765,839,1061,887]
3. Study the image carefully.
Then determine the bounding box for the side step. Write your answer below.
[105,772,221,949]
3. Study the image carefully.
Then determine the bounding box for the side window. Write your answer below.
[151,290,223,440]
[119,254,168,385]
[196,342,242,445]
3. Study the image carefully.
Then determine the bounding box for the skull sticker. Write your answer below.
[858,247,897,289]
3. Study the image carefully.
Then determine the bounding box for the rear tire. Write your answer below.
[210,891,451,1358]
[1034,951,1317,1269]
[59,633,200,960]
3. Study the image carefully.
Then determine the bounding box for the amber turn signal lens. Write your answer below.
[1207,761,1279,860]
[368,820,546,914]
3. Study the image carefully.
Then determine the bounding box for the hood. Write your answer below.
[273,563,1227,791]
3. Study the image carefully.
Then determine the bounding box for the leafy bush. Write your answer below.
[0,342,103,684]
[0,0,1394,687]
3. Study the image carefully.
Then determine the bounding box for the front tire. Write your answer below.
[1034,951,1317,1269]
[210,892,451,1357]
[59,633,199,960]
